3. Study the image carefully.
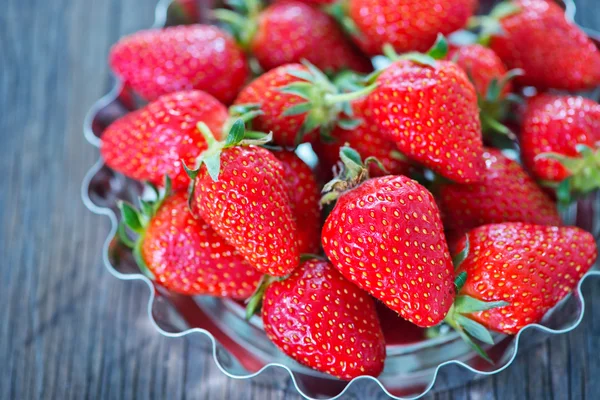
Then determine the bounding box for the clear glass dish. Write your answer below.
[82,0,600,398]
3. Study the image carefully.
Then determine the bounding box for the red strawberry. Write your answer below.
[519,94,600,198]
[262,259,386,380]
[234,63,374,147]
[488,0,600,90]
[252,1,371,73]
[346,0,477,56]
[367,49,484,183]
[448,44,522,140]
[273,151,322,254]
[437,148,561,237]
[313,97,412,178]
[109,25,249,104]
[189,121,299,276]
[449,44,512,99]
[216,1,370,73]
[321,148,455,327]
[118,185,261,298]
[447,223,597,336]
[101,90,229,190]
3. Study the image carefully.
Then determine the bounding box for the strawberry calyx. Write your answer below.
[468,1,522,46]
[476,68,524,146]
[429,235,509,363]
[213,0,262,51]
[536,144,600,206]
[184,119,273,207]
[320,145,387,205]
[277,61,377,145]
[382,33,449,68]
[117,176,173,280]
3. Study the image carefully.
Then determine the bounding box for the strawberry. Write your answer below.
[273,151,322,254]
[343,0,477,56]
[321,147,455,327]
[188,120,299,276]
[216,0,370,73]
[449,44,511,99]
[100,90,229,190]
[109,25,249,104]
[262,258,386,380]
[366,38,485,183]
[313,97,412,178]
[446,223,596,341]
[486,0,600,90]
[437,148,561,237]
[519,94,600,202]
[448,44,522,141]
[234,63,375,147]
[118,182,261,298]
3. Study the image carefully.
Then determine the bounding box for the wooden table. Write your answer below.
[1,0,599,398]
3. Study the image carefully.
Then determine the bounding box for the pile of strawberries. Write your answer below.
[101,0,600,381]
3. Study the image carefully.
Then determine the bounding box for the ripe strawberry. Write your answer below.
[519,94,600,199]
[437,148,561,237]
[488,0,600,90]
[321,147,455,327]
[447,223,597,337]
[313,97,412,178]
[273,151,321,254]
[101,90,229,190]
[448,44,521,140]
[345,0,477,56]
[188,121,299,276]
[449,44,512,99]
[234,63,374,147]
[262,259,386,380]
[118,184,261,298]
[216,1,370,73]
[366,42,485,183]
[109,25,249,104]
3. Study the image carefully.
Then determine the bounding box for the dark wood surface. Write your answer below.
[1,0,599,399]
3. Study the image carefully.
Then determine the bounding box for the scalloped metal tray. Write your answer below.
[82,0,600,398]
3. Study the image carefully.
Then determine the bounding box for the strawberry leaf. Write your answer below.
[455,327,493,364]
[452,235,470,269]
[133,236,155,280]
[426,34,448,60]
[454,271,468,292]
[490,1,521,19]
[224,119,246,147]
[119,201,144,233]
[337,118,362,130]
[286,69,317,83]
[455,314,495,345]
[278,82,314,100]
[454,295,509,314]
[203,152,222,182]
[117,222,135,249]
[282,102,313,116]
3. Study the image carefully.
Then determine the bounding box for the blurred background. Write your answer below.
[1,0,599,399]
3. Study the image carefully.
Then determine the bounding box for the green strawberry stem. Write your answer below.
[323,82,378,106]
[536,144,600,205]
[117,176,173,280]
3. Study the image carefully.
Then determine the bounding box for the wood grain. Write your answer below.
[0,0,598,399]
